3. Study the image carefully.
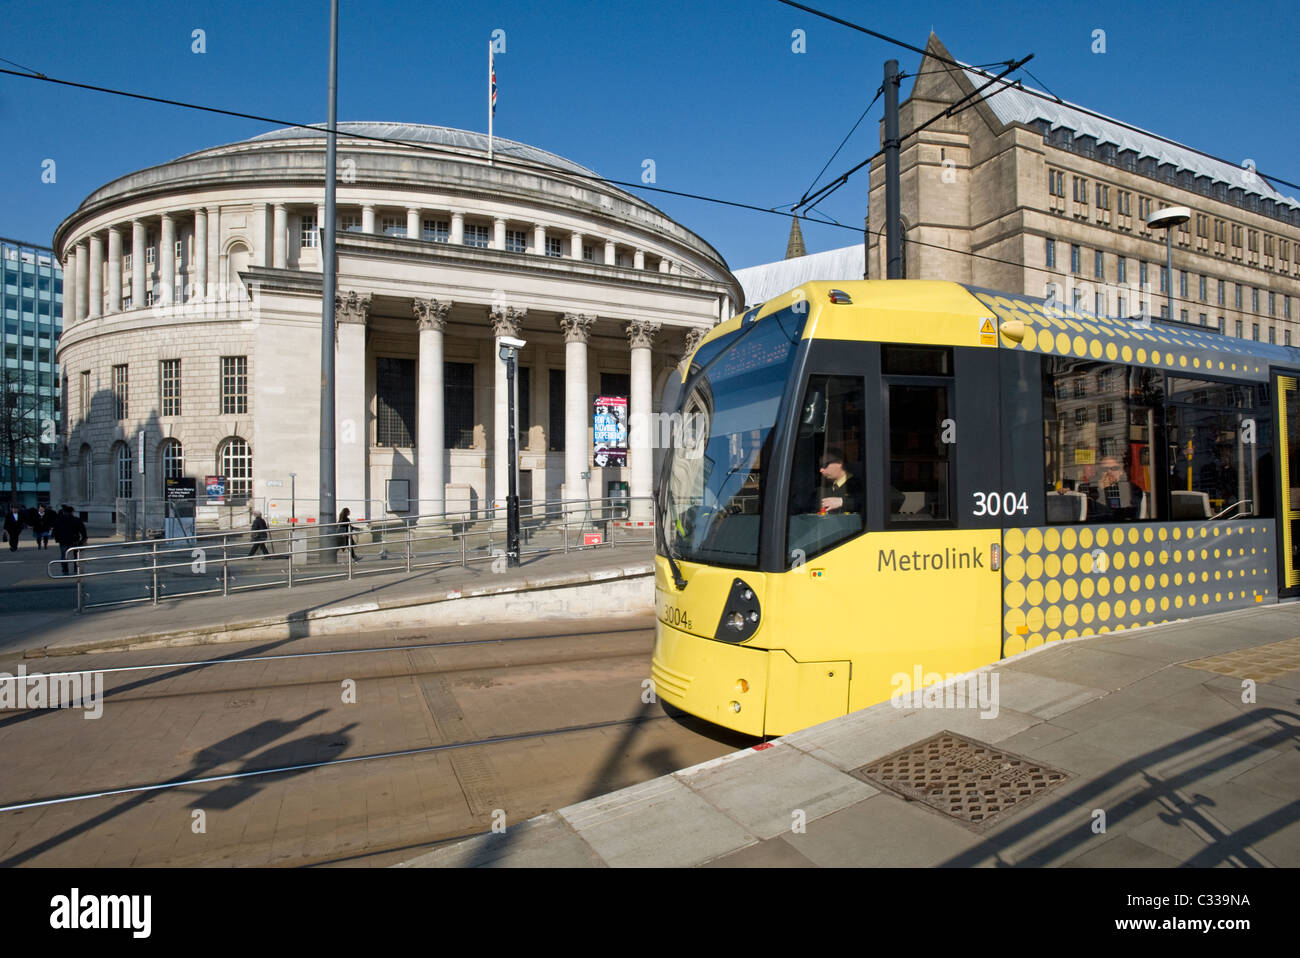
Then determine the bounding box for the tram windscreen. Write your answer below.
[658,307,806,568]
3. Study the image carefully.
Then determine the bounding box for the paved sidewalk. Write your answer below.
[1,543,652,659]
[405,602,1300,867]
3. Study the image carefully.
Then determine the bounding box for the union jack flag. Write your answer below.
[490,50,497,117]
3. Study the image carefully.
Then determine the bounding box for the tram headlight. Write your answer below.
[714,578,762,643]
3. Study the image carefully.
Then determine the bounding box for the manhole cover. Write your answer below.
[851,730,1071,832]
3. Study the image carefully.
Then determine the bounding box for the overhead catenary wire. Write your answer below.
[0,64,858,237]
[798,85,884,208]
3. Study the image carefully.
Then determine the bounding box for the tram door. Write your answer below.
[1274,373,1300,596]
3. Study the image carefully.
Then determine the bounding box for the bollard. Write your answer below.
[151,540,159,606]
[405,520,412,572]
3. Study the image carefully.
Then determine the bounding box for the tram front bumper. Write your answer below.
[651,621,768,737]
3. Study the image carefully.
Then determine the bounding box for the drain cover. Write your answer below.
[851,730,1071,832]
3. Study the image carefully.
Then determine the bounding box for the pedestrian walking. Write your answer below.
[3,505,23,552]
[248,511,270,557]
[34,504,53,550]
[53,505,87,576]
[337,508,361,562]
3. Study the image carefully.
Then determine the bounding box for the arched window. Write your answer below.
[219,437,252,501]
[81,444,94,500]
[114,442,133,500]
[161,439,184,481]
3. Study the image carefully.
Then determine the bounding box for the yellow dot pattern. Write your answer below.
[1000,521,1274,657]
[976,292,1273,380]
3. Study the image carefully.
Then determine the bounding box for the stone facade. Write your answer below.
[863,35,1300,340]
[53,123,742,526]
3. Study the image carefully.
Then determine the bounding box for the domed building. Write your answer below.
[53,123,742,528]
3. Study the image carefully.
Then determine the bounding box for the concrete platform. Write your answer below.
[403,602,1300,867]
[2,543,652,658]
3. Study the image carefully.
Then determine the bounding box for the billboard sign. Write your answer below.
[593,396,627,468]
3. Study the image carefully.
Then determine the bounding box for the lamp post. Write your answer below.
[498,336,526,567]
[289,472,297,522]
[1147,206,1191,322]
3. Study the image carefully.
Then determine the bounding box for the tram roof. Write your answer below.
[700,280,1299,384]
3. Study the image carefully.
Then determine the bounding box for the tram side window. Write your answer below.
[1043,358,1163,523]
[884,346,954,524]
[1165,377,1272,519]
[786,375,866,564]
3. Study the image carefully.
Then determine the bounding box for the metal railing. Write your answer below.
[50,497,654,612]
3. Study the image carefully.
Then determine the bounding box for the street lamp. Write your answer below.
[498,335,526,568]
[1147,206,1191,323]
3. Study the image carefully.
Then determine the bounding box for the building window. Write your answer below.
[112,364,129,419]
[600,372,631,398]
[219,438,252,501]
[79,369,90,420]
[1252,323,1259,340]
[1095,292,1105,316]
[1288,330,1293,346]
[545,237,562,258]
[1094,249,1104,279]
[375,357,416,447]
[1252,288,1260,313]
[1287,297,1293,321]
[1139,197,1151,220]
[1199,275,1207,301]
[1178,271,1187,298]
[115,442,133,500]
[1269,327,1276,344]
[1159,266,1167,294]
[146,246,156,266]
[1117,258,1126,284]
[1045,238,1056,268]
[1048,170,1064,196]
[340,214,362,232]
[582,244,595,262]
[1070,245,1081,273]
[381,216,406,238]
[221,356,248,415]
[1218,279,1226,306]
[548,368,565,451]
[463,224,490,248]
[82,445,94,500]
[1269,292,1276,316]
[1235,285,1243,309]
[161,439,184,481]
[301,214,319,248]
[1118,191,1130,215]
[174,240,184,264]
[160,359,181,417]
[444,362,475,448]
[1140,261,1148,288]
[1180,309,1189,323]
[505,229,528,253]
[423,219,450,242]
[1096,184,1109,209]
[1117,295,1126,317]
[1235,319,1243,337]
[1072,177,1088,203]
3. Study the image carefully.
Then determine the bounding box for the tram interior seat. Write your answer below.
[1171,490,1212,520]
[1046,490,1087,523]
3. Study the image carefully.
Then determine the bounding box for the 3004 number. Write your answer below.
[972,491,1028,517]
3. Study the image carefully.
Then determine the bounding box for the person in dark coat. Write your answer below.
[337,508,361,562]
[3,505,23,552]
[34,504,53,550]
[248,511,270,556]
[53,505,87,576]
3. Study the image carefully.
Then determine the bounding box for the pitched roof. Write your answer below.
[733,243,864,306]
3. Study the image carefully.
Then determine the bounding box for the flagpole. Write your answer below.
[488,41,494,165]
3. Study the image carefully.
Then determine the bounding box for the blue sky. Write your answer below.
[2,0,1297,270]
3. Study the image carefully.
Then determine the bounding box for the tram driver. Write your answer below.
[819,450,864,514]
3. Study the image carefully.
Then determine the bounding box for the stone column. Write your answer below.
[335,291,371,517]
[570,231,583,260]
[533,223,546,255]
[493,217,507,251]
[205,207,220,294]
[62,252,76,326]
[87,234,104,318]
[679,326,707,368]
[272,204,287,268]
[604,240,615,266]
[160,213,176,305]
[490,305,526,508]
[74,241,88,322]
[634,249,646,270]
[413,298,451,516]
[626,321,660,520]
[407,207,421,240]
[107,228,123,313]
[252,203,268,267]
[132,221,146,309]
[659,258,671,274]
[558,313,595,501]
[361,205,375,234]
[450,212,465,245]
[193,211,207,299]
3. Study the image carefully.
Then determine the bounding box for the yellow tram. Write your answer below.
[652,280,1297,736]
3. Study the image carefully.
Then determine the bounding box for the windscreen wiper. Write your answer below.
[656,505,688,591]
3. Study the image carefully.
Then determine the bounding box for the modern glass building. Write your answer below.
[1,236,62,508]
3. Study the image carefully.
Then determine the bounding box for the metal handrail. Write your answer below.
[47,497,654,612]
